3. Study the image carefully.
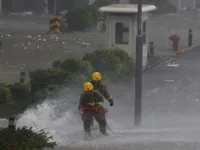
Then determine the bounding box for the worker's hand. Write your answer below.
[109,100,114,107]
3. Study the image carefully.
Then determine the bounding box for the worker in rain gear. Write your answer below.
[90,72,114,127]
[79,82,109,137]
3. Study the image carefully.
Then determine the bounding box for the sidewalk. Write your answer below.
[147,10,200,56]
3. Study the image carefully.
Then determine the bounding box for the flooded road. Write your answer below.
[1,10,200,150]
[4,46,199,150]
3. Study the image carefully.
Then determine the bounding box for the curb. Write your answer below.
[183,44,200,52]
[146,44,200,71]
[173,44,200,55]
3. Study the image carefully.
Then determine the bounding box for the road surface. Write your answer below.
[1,10,200,84]
[16,46,200,150]
[1,10,200,150]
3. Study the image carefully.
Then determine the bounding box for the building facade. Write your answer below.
[1,0,123,13]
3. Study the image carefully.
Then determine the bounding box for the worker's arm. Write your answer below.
[94,90,104,102]
[100,84,114,106]
[100,84,113,101]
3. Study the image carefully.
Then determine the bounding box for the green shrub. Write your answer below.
[84,5,103,23]
[30,59,92,96]
[82,7,93,27]
[47,84,64,96]
[67,4,102,31]
[47,68,68,85]
[33,88,49,101]
[57,58,93,86]
[67,8,87,30]
[94,0,113,6]
[60,58,93,76]
[34,84,65,100]
[30,69,49,93]
[52,58,93,87]
[78,60,93,76]
[60,58,80,72]
[0,85,12,104]
[52,59,62,68]
[0,126,56,150]
[0,83,33,118]
[8,83,32,102]
[82,47,135,81]
[67,73,89,88]
[30,68,68,93]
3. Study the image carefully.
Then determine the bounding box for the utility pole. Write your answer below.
[44,0,48,16]
[0,0,2,13]
[134,0,143,126]
[192,0,196,10]
[54,0,57,15]
[177,0,181,12]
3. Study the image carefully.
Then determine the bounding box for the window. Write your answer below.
[142,21,147,45]
[115,22,129,44]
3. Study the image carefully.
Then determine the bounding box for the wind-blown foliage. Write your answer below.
[0,126,56,150]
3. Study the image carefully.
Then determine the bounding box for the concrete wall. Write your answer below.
[181,0,196,9]
[168,0,197,11]
[2,0,43,12]
[119,0,129,4]
[11,0,25,12]
[2,0,85,13]
[74,0,89,8]
[167,0,178,9]
[2,0,12,12]
[197,0,200,5]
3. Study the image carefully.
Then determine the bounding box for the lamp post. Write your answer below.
[44,0,48,16]
[54,0,57,15]
[134,0,143,126]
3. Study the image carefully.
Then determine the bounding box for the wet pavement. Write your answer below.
[1,10,200,150]
[1,10,200,83]
[53,46,200,149]
[0,31,200,150]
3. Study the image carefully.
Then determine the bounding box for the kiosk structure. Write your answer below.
[98,4,156,67]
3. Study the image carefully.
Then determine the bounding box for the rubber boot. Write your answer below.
[90,118,94,128]
[84,120,92,140]
[99,120,108,136]
[84,131,92,140]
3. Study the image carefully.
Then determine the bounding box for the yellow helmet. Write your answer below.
[92,72,102,81]
[84,82,94,92]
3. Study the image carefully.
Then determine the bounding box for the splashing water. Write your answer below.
[16,94,84,145]
[15,89,126,146]
[4,78,200,148]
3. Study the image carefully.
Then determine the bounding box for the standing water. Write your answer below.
[2,9,200,148]
[2,75,200,150]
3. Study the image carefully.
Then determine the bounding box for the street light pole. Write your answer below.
[177,0,181,12]
[192,0,196,10]
[54,0,57,15]
[44,0,48,16]
[135,0,143,126]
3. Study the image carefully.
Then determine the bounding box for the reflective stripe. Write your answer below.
[85,130,91,136]
[87,102,103,106]
[98,102,103,106]
[108,96,112,101]
[85,130,91,133]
